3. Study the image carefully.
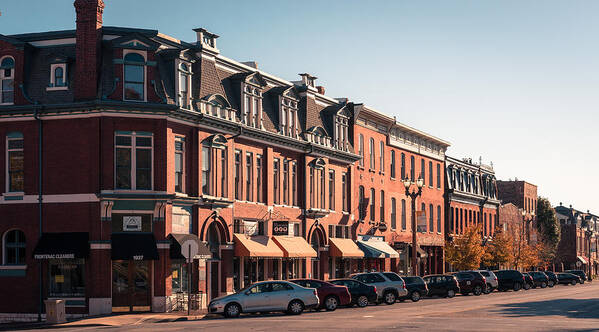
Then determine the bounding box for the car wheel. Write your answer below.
[548,280,555,287]
[473,285,482,296]
[541,282,547,288]
[571,280,576,285]
[446,289,456,298]
[523,283,531,290]
[410,291,421,302]
[357,295,369,308]
[383,291,396,305]
[287,300,304,315]
[513,282,522,291]
[580,280,585,284]
[324,296,339,311]
[484,284,492,294]
[224,303,241,318]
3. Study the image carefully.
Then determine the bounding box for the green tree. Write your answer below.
[535,197,561,261]
[445,224,485,271]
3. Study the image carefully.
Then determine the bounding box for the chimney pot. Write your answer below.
[316,86,325,95]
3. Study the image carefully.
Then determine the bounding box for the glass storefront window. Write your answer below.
[171,261,188,293]
[49,259,85,297]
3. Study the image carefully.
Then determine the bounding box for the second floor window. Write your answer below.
[245,152,253,201]
[429,161,433,186]
[369,188,375,221]
[256,154,263,203]
[429,204,434,232]
[437,205,441,233]
[379,141,384,172]
[401,153,405,179]
[201,147,211,195]
[0,57,15,104]
[115,132,152,190]
[436,163,441,189]
[174,137,184,193]
[391,198,397,230]
[273,158,280,204]
[291,162,297,206]
[369,138,375,170]
[358,134,364,167]
[7,132,24,192]
[328,170,335,210]
[341,172,348,212]
[235,151,241,200]
[401,199,406,230]
[380,190,385,222]
[358,186,365,220]
[410,156,415,181]
[123,52,145,101]
[283,161,289,205]
[390,150,396,178]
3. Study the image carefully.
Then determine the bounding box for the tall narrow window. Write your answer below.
[291,162,297,206]
[201,146,211,195]
[391,198,397,229]
[401,153,405,179]
[220,148,227,197]
[174,137,184,193]
[328,170,335,210]
[252,98,260,128]
[341,172,348,212]
[369,138,376,169]
[123,53,145,101]
[115,132,152,190]
[379,141,384,172]
[0,57,15,104]
[273,158,280,204]
[436,163,441,189]
[283,161,289,205]
[309,168,315,208]
[359,186,365,220]
[244,95,251,125]
[484,213,488,237]
[54,67,64,87]
[4,230,26,265]
[410,156,415,181]
[429,204,434,232]
[429,161,433,186]
[369,188,375,221]
[358,134,364,167]
[319,169,325,209]
[401,199,407,230]
[7,133,24,192]
[390,150,396,178]
[178,63,190,109]
[421,159,425,185]
[256,154,263,203]
[380,191,385,222]
[245,152,253,201]
[234,150,241,200]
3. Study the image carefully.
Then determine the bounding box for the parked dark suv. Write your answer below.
[400,276,428,302]
[494,269,525,291]
[451,271,486,296]
[423,274,460,298]
[565,270,588,283]
[526,271,550,288]
[544,271,558,287]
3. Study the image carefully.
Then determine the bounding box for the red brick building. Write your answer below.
[444,157,500,270]
[555,205,598,276]
[352,105,450,276]
[496,180,538,244]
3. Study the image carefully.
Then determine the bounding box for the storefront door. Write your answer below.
[210,261,219,299]
[112,260,151,312]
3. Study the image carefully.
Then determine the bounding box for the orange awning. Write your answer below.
[329,238,364,258]
[273,236,317,258]
[234,234,284,257]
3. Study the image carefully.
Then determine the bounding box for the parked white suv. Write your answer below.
[473,270,498,293]
[351,272,408,305]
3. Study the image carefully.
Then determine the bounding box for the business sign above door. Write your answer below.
[123,216,142,231]
[273,221,289,236]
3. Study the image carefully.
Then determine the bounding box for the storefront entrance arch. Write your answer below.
[199,212,231,300]
[308,222,327,279]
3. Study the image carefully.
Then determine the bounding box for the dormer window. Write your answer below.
[0,57,15,104]
[242,81,264,128]
[280,90,299,138]
[47,63,68,91]
[334,110,349,151]
[123,52,146,101]
[178,63,192,109]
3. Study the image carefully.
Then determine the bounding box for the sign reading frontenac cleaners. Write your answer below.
[34,253,75,259]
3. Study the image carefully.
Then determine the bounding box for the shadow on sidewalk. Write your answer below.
[494,298,599,320]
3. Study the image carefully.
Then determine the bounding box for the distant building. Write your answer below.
[554,204,598,275]
[496,180,538,244]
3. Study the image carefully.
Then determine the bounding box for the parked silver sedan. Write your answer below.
[208,280,320,318]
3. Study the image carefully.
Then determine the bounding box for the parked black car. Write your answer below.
[423,275,460,298]
[329,278,378,308]
[399,276,428,302]
[557,273,581,285]
[494,270,525,291]
[522,273,534,290]
[544,271,558,287]
[526,271,549,288]
[565,270,587,283]
[451,271,486,296]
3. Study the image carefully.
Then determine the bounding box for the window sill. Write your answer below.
[46,86,68,91]
[0,265,26,277]
[2,192,24,201]
[0,103,14,106]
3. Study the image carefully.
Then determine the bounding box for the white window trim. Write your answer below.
[114,131,154,190]
[123,50,147,102]
[176,60,192,109]
[174,136,185,193]
[46,63,68,91]
[0,55,15,105]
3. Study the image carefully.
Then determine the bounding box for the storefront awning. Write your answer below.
[111,233,159,261]
[329,238,364,258]
[273,236,317,258]
[234,234,284,258]
[577,256,588,264]
[169,234,212,260]
[357,236,400,258]
[33,232,89,259]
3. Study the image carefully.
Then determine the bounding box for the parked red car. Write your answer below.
[290,279,351,311]
[451,272,487,296]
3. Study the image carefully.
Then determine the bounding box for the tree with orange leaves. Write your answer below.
[445,224,485,271]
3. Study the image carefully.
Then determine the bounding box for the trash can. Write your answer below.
[44,299,66,324]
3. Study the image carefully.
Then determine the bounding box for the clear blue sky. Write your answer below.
[1,1,598,213]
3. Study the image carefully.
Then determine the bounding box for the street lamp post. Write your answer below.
[585,230,592,279]
[403,177,424,276]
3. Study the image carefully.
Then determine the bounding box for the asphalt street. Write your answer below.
[18,282,599,332]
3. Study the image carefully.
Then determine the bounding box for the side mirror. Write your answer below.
[245,291,251,296]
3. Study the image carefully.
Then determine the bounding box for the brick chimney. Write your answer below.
[74,0,104,100]
[316,86,325,95]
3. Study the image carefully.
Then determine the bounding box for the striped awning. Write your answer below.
[357,236,399,258]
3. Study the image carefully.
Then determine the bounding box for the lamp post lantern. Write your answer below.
[403,177,424,276]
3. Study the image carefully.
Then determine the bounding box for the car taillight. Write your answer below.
[373,286,377,293]
[482,276,486,282]
[313,289,318,296]
[403,283,406,290]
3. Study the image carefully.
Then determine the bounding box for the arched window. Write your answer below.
[380,190,385,222]
[369,188,375,221]
[420,202,426,232]
[429,204,434,232]
[123,52,145,101]
[437,205,442,234]
[4,230,25,265]
[391,197,397,229]
[54,67,64,87]
[369,138,375,169]
[1,57,15,104]
[401,199,406,230]
[178,63,190,109]
[358,134,364,167]
[358,186,365,220]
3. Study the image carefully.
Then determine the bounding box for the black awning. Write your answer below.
[111,233,159,261]
[169,233,212,260]
[33,232,89,259]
